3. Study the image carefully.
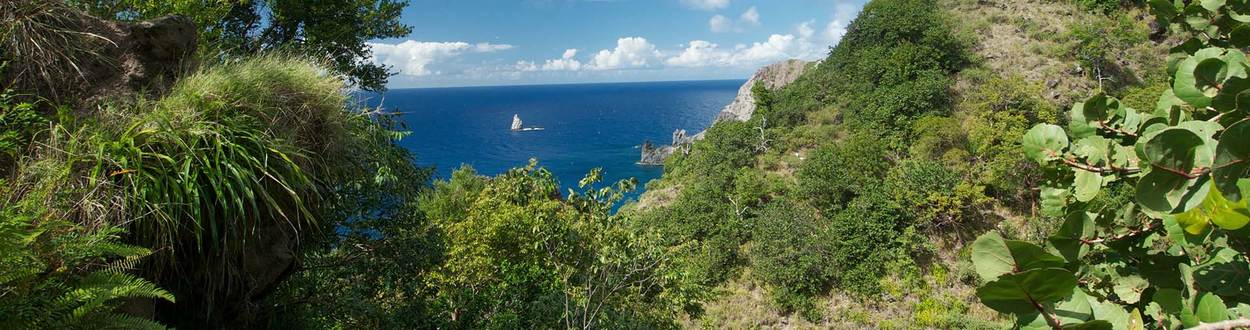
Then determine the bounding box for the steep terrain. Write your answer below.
[626,0,1171,328]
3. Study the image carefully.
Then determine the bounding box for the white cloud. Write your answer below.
[666,40,730,67]
[740,6,760,26]
[542,49,584,71]
[515,60,539,72]
[709,15,731,33]
[588,37,658,70]
[681,0,729,10]
[369,40,514,76]
[825,3,859,42]
[797,20,815,40]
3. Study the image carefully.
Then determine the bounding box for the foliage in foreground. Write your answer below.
[970,1,1250,328]
[1,198,174,329]
[415,163,682,329]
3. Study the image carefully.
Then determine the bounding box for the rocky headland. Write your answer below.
[638,59,810,165]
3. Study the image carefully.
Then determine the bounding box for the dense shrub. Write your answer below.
[796,132,890,214]
[417,163,681,328]
[828,188,912,296]
[885,159,991,230]
[812,0,969,130]
[748,199,834,315]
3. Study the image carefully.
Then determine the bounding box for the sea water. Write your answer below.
[363,79,742,202]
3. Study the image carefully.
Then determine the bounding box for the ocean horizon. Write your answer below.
[361,79,744,202]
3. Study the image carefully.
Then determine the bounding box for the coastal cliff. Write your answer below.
[638,59,809,165]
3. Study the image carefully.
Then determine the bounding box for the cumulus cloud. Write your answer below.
[666,40,730,67]
[543,49,584,71]
[369,40,514,76]
[681,0,729,10]
[588,37,658,70]
[709,15,731,33]
[740,6,760,26]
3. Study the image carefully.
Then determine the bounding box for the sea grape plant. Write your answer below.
[969,1,1250,329]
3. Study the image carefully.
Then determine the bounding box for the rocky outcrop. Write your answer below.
[2,8,197,106]
[714,59,810,122]
[638,59,810,165]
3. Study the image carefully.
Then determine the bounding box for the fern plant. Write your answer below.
[0,205,174,329]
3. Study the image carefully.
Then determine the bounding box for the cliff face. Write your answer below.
[638,59,809,165]
[713,59,809,122]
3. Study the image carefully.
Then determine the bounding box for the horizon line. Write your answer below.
[379,77,749,91]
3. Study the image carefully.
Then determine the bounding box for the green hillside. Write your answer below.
[3,0,1249,328]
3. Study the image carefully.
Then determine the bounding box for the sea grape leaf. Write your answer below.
[1174,48,1228,108]
[1042,183,1072,217]
[1075,170,1103,202]
[1203,0,1227,11]
[1087,294,1133,330]
[1073,136,1111,165]
[972,232,1066,282]
[1136,128,1213,213]
[1024,124,1070,164]
[1213,120,1250,201]
[1055,287,1094,324]
[977,268,1078,314]
[1112,275,1148,304]
[1196,292,1229,323]
[1050,212,1096,262]
[1234,24,1250,48]
[1194,247,1250,297]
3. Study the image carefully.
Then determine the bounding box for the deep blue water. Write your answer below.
[363,80,743,202]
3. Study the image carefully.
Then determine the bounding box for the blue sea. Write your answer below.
[363,80,743,202]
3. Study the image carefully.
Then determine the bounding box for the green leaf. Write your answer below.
[1042,186,1071,217]
[1214,120,1250,201]
[1075,170,1103,202]
[1173,48,1229,108]
[1136,128,1213,213]
[1087,296,1133,330]
[1050,212,1096,263]
[1202,0,1227,12]
[1112,275,1148,304]
[977,268,1078,314]
[971,232,1067,282]
[1024,124,1070,164]
[1062,320,1113,330]
[1196,292,1229,323]
[1055,287,1094,324]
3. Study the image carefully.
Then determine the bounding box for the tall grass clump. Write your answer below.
[104,55,355,268]
[0,0,113,100]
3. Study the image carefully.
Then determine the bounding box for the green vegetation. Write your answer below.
[8,0,1245,327]
[968,1,1250,328]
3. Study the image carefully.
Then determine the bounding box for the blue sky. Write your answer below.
[368,0,865,88]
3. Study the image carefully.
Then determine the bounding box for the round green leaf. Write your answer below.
[1214,119,1250,201]
[1136,128,1213,213]
[1050,212,1096,262]
[1024,124,1070,164]
[1074,170,1104,202]
[1196,292,1229,323]
[1174,48,1229,108]
[977,268,1079,314]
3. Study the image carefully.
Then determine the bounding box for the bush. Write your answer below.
[749,199,834,315]
[797,132,890,214]
[827,188,910,296]
[885,159,991,230]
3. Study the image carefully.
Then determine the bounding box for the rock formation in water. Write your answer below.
[638,59,809,165]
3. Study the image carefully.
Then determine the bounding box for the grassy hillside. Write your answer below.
[623,0,1171,327]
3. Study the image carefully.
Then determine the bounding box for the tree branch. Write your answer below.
[1189,318,1250,330]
